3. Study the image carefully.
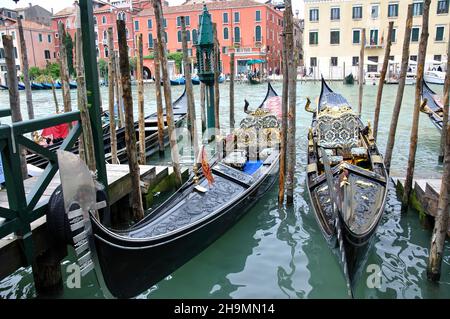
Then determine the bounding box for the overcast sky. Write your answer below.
[0,0,304,17]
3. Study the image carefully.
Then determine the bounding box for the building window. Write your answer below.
[11,31,15,40]
[352,56,359,66]
[368,56,378,72]
[117,12,126,21]
[437,0,449,14]
[434,55,442,61]
[256,10,261,22]
[255,26,262,42]
[48,34,52,43]
[93,17,97,25]
[186,16,190,26]
[164,32,168,43]
[234,27,241,42]
[147,19,152,29]
[331,57,338,67]
[309,9,319,21]
[134,20,139,31]
[148,33,153,48]
[371,4,379,19]
[66,19,70,28]
[330,7,340,20]
[192,29,198,43]
[126,28,129,39]
[102,16,106,24]
[187,30,191,42]
[353,29,361,44]
[223,27,229,40]
[55,33,59,39]
[38,33,43,42]
[310,57,317,67]
[330,30,340,44]
[177,16,181,26]
[352,6,362,19]
[369,29,379,45]
[0,48,5,59]
[413,1,423,16]
[234,12,240,23]
[14,47,17,59]
[103,30,107,40]
[410,55,417,61]
[388,3,399,17]
[391,28,397,42]
[163,18,167,28]
[177,30,182,42]
[309,31,318,45]
[411,27,420,42]
[223,12,229,23]
[436,26,445,41]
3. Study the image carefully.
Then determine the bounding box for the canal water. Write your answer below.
[0,81,449,299]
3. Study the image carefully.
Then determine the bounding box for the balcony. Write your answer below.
[365,42,384,49]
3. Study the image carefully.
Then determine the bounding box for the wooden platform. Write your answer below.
[392,176,449,235]
[0,163,186,281]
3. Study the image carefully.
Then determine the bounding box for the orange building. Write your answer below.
[134,0,284,78]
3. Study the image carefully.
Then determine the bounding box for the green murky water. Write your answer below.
[0,81,449,299]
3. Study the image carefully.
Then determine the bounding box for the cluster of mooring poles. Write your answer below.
[278,0,298,206]
[367,0,449,281]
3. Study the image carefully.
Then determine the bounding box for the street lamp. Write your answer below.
[195,4,215,130]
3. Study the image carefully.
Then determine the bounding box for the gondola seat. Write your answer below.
[316,112,359,150]
[223,150,247,170]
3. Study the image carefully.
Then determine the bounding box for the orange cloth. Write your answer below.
[201,146,214,186]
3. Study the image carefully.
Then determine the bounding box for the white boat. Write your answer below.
[424,70,445,84]
[405,72,417,85]
[365,72,380,85]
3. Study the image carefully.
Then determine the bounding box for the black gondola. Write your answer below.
[344,73,355,85]
[27,89,189,168]
[306,78,388,296]
[68,83,281,298]
[420,80,444,131]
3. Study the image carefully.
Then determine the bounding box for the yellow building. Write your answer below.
[303,0,449,80]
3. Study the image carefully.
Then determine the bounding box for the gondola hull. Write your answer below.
[421,80,444,131]
[91,158,279,298]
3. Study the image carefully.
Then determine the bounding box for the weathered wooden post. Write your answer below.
[136,33,146,165]
[200,83,207,132]
[2,35,27,179]
[402,0,431,209]
[115,50,125,128]
[153,40,165,156]
[342,61,346,83]
[373,21,394,141]
[285,0,297,206]
[212,23,220,136]
[57,22,72,118]
[107,27,118,164]
[117,19,144,221]
[358,28,365,116]
[384,4,413,173]
[75,4,96,172]
[153,0,183,186]
[230,52,235,130]
[439,31,450,163]
[17,18,34,121]
[46,60,60,113]
[278,15,289,206]
[181,16,199,158]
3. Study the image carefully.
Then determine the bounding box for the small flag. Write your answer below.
[200,146,214,185]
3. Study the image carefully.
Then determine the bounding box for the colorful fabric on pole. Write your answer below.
[201,146,214,185]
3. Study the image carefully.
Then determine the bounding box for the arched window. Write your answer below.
[103,30,107,40]
[117,12,126,21]
[223,27,229,40]
[187,30,191,42]
[148,33,154,48]
[255,25,261,42]
[177,30,182,42]
[102,16,106,24]
[105,47,109,58]
[234,27,240,42]
[192,29,198,43]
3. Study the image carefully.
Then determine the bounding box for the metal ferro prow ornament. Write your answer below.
[57,150,114,298]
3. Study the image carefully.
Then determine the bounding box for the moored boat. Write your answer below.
[420,80,444,131]
[344,73,354,85]
[170,77,186,86]
[305,78,388,296]
[424,70,445,85]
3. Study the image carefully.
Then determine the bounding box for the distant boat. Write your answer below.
[31,82,45,90]
[170,77,186,86]
[364,72,380,85]
[424,70,445,85]
[218,75,225,83]
[0,84,8,90]
[56,81,77,89]
[344,73,354,85]
[18,83,26,90]
[192,76,200,85]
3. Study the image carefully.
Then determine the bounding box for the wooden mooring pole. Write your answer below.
[373,21,394,141]
[2,35,27,179]
[46,60,60,113]
[17,18,34,121]
[384,4,413,173]
[200,82,207,133]
[75,4,96,172]
[117,19,144,221]
[57,22,72,118]
[153,0,182,187]
[285,0,297,206]
[278,16,289,206]
[136,33,146,165]
[358,28,365,116]
[108,27,118,164]
[402,0,431,210]
[154,39,165,157]
[438,32,450,163]
[213,24,220,138]
[230,52,235,130]
[115,50,125,128]
[181,16,199,159]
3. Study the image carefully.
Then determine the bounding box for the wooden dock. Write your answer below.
[392,176,449,235]
[0,163,189,281]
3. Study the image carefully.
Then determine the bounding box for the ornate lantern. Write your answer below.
[196,5,215,86]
